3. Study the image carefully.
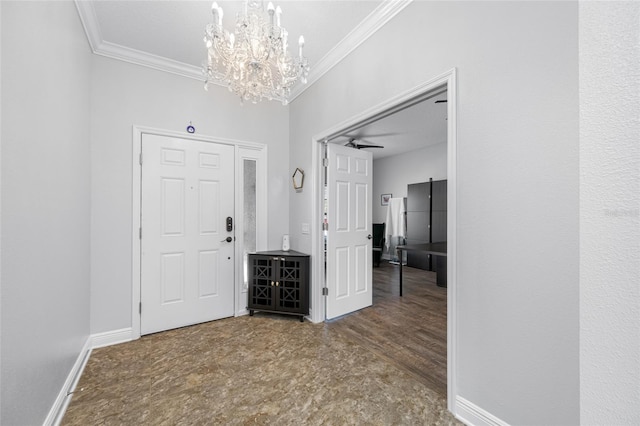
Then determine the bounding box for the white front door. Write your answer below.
[141,134,235,335]
[326,143,373,319]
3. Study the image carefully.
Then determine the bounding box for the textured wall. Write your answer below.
[1,2,92,424]
[0,3,3,419]
[89,56,290,334]
[579,2,640,424]
[289,2,579,424]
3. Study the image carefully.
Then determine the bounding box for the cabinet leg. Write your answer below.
[249,310,254,316]
[299,316,304,323]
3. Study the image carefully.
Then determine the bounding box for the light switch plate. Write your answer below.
[301,223,310,235]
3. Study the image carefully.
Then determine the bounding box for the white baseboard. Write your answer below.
[90,327,134,349]
[455,396,509,426]
[44,328,135,425]
[44,337,92,426]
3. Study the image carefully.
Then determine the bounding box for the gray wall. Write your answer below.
[579,2,640,424]
[372,143,447,224]
[0,1,637,424]
[1,2,92,424]
[89,56,290,334]
[290,2,579,424]
[0,2,3,417]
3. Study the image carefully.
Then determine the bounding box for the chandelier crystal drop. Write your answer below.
[203,0,310,105]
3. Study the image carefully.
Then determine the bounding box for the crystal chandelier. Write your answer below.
[203,0,310,105]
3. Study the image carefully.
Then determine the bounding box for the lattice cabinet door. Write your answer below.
[275,257,309,314]
[247,251,310,321]
[248,255,275,311]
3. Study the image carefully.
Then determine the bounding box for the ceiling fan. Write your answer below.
[344,137,384,149]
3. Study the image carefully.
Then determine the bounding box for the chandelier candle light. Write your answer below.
[203,0,310,105]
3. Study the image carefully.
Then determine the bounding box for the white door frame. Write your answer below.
[310,68,458,411]
[131,125,267,339]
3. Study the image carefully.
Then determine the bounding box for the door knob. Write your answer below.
[221,236,233,243]
[367,234,372,240]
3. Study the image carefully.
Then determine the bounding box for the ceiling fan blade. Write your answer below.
[357,137,385,146]
[356,144,384,149]
[342,137,384,149]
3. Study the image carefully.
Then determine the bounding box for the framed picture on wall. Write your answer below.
[381,193,392,206]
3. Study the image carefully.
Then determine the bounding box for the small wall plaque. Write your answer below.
[292,168,305,190]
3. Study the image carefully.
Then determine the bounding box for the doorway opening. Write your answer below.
[310,68,458,410]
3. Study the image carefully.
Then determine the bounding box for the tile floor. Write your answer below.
[63,263,460,425]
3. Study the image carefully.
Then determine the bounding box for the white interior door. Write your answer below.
[326,143,373,319]
[141,134,235,335]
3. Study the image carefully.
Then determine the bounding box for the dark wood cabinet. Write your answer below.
[431,180,447,243]
[407,182,431,212]
[431,180,447,212]
[406,182,431,269]
[406,179,447,273]
[406,211,430,241]
[248,250,309,322]
[430,180,447,284]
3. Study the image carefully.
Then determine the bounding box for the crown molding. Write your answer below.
[289,0,412,102]
[75,0,102,52]
[95,41,203,80]
[75,1,203,80]
[74,0,412,99]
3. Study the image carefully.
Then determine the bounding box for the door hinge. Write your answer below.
[323,157,328,167]
[139,153,143,165]
[139,227,142,239]
[139,302,142,314]
[322,287,328,296]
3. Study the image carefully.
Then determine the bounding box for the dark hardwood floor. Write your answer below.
[326,260,448,397]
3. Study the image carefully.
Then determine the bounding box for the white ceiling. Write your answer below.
[330,91,448,160]
[91,1,379,76]
[75,0,446,160]
[75,0,407,99]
